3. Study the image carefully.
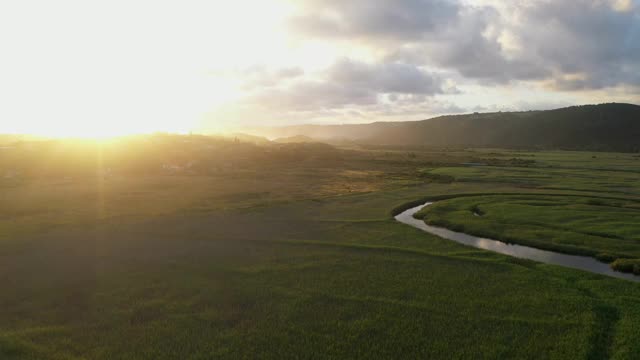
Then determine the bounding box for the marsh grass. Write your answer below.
[611,259,640,275]
[2,147,640,358]
[416,194,640,273]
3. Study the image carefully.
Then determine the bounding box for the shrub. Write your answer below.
[418,172,455,183]
[595,253,618,263]
[470,205,485,216]
[611,258,640,275]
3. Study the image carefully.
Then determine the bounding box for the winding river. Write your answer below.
[396,202,640,282]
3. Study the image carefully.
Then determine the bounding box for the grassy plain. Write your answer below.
[2,144,640,359]
[417,194,640,260]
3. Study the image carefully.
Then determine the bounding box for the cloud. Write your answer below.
[327,58,448,94]
[239,66,305,89]
[199,0,640,130]
[290,0,640,90]
[207,58,465,127]
[241,58,450,111]
[519,0,640,90]
[289,0,459,41]
[246,80,378,111]
[373,96,467,117]
[388,6,550,84]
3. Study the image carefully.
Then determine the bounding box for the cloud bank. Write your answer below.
[208,0,639,128]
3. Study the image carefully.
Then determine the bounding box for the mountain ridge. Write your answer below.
[247,103,640,152]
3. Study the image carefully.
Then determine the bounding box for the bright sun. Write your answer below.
[30,120,191,139]
[0,0,292,139]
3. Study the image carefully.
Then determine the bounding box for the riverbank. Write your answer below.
[397,202,640,282]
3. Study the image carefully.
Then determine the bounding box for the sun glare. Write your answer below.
[0,0,293,139]
[27,121,189,140]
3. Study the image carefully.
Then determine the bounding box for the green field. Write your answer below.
[416,194,640,262]
[2,143,640,359]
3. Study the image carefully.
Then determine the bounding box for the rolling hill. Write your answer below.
[249,103,640,151]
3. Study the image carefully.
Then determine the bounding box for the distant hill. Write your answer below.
[227,133,272,145]
[273,135,317,144]
[249,103,640,152]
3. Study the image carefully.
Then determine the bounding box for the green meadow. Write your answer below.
[417,194,640,271]
[2,143,640,359]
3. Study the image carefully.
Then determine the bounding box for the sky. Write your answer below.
[0,0,639,136]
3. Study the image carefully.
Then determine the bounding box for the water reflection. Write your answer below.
[395,202,640,283]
